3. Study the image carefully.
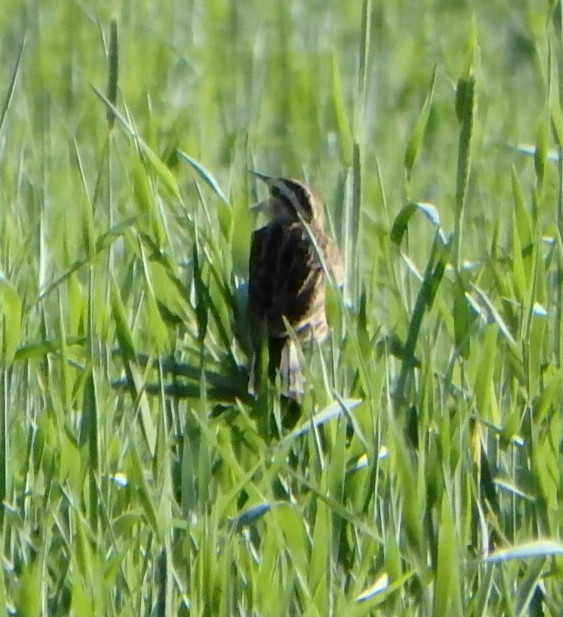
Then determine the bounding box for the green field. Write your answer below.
[1,1,562,615]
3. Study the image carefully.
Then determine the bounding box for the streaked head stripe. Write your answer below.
[272,178,314,221]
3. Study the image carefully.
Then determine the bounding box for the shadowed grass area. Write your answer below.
[1,1,562,615]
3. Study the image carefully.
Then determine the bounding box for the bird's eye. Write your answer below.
[270,184,297,215]
[270,179,315,222]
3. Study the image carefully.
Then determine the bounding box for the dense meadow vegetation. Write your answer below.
[0,1,562,614]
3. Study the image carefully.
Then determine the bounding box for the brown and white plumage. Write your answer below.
[247,173,343,400]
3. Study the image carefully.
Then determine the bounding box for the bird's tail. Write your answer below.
[248,337,305,401]
[278,338,304,401]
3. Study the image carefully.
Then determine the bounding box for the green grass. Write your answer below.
[1,1,563,615]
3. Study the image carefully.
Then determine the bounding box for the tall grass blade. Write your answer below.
[106,20,119,129]
[0,36,25,134]
[454,73,475,266]
[0,275,22,366]
[331,55,353,165]
[404,67,437,182]
[178,150,229,204]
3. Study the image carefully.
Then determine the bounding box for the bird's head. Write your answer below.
[250,172,323,225]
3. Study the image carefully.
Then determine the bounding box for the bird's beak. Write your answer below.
[249,170,273,211]
[250,198,270,212]
[248,170,273,185]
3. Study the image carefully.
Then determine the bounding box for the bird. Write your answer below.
[247,172,343,400]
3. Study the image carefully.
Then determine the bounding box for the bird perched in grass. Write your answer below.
[247,172,343,400]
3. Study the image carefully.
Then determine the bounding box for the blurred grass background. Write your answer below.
[1,0,562,615]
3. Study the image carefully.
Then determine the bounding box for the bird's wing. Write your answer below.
[248,221,324,337]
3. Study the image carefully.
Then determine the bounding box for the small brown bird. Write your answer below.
[247,172,343,400]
